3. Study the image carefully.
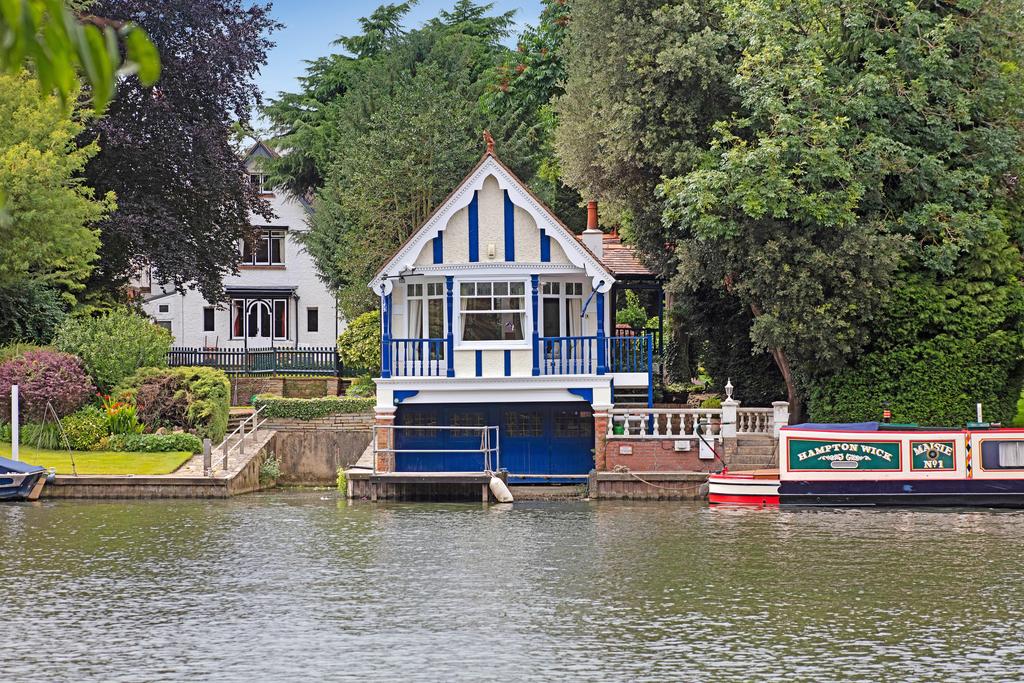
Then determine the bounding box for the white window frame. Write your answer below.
[229,297,289,341]
[405,281,446,340]
[454,277,531,350]
[540,280,585,338]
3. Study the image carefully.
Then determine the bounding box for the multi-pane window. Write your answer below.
[541,281,583,339]
[554,409,594,438]
[407,282,445,340]
[242,229,285,266]
[459,281,526,342]
[230,298,288,340]
[504,410,543,437]
[450,411,487,437]
[249,173,269,193]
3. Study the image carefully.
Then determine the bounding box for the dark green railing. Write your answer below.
[167,346,344,377]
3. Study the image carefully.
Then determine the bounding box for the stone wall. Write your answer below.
[589,472,708,500]
[264,413,374,485]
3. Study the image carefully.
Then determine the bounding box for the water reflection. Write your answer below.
[2,494,1024,681]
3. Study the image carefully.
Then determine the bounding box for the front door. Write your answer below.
[246,300,272,340]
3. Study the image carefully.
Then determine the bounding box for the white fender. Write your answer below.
[489,476,513,503]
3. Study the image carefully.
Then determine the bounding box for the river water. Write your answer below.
[3,492,1024,681]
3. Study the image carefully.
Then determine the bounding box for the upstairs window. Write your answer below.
[242,229,285,266]
[249,173,269,194]
[459,280,526,343]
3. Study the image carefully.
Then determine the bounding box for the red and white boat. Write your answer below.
[707,469,779,506]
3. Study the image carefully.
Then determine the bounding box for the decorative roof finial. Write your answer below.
[483,129,495,155]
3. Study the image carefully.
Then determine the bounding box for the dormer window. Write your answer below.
[249,173,269,194]
[242,229,285,266]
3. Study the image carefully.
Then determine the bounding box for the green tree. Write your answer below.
[0,0,159,113]
[553,0,754,391]
[267,2,530,318]
[0,71,112,299]
[660,0,1024,423]
[53,308,172,391]
[337,310,382,374]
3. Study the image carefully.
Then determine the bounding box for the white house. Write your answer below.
[140,142,342,349]
[371,139,659,481]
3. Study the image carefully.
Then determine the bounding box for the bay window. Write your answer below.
[459,280,526,343]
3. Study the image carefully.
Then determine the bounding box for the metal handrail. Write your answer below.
[372,424,500,474]
[210,404,267,475]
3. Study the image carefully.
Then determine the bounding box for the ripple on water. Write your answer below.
[2,495,1024,682]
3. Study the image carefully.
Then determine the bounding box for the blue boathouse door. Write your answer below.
[394,402,594,480]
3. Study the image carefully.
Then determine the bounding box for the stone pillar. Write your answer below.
[772,401,790,437]
[374,407,396,473]
[722,398,739,466]
[593,404,612,472]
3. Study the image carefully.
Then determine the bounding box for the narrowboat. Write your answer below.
[0,456,51,501]
[709,422,1024,507]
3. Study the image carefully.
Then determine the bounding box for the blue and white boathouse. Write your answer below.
[370,140,659,481]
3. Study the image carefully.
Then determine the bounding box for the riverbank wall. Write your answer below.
[265,413,373,485]
[41,430,275,499]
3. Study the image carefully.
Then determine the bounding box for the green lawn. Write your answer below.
[0,444,191,475]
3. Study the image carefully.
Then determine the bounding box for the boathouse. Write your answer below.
[370,138,661,482]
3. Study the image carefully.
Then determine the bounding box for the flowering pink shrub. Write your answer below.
[0,350,95,421]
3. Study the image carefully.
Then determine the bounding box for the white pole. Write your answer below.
[977,402,984,423]
[11,384,19,461]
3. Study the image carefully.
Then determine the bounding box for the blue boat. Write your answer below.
[0,456,52,501]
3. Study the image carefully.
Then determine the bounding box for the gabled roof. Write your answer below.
[371,150,615,295]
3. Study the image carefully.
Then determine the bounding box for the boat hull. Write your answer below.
[0,470,47,501]
[780,479,1024,508]
[708,471,780,506]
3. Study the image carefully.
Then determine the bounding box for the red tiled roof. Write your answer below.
[576,233,655,278]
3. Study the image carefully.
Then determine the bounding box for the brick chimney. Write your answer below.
[581,200,603,258]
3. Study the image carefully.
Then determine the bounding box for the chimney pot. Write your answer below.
[582,200,603,259]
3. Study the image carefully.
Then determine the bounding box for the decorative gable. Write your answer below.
[371,149,614,296]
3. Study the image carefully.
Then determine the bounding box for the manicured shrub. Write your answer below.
[53,308,172,391]
[252,394,375,420]
[345,375,375,398]
[61,406,108,450]
[108,432,203,454]
[700,396,722,410]
[0,350,95,421]
[337,310,380,376]
[134,373,188,431]
[117,366,230,443]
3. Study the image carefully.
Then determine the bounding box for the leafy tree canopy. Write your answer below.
[81,0,278,302]
[659,0,1024,422]
[0,71,111,298]
[267,1,580,318]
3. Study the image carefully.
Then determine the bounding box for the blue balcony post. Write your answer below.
[531,275,540,376]
[647,334,654,408]
[381,288,392,379]
[445,276,455,377]
[596,290,607,375]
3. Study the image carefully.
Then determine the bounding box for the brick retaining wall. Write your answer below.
[604,437,721,472]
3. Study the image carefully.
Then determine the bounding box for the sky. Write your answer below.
[256,0,545,105]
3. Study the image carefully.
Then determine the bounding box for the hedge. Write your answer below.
[116,366,231,443]
[253,395,375,420]
[107,433,203,454]
[61,406,108,450]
